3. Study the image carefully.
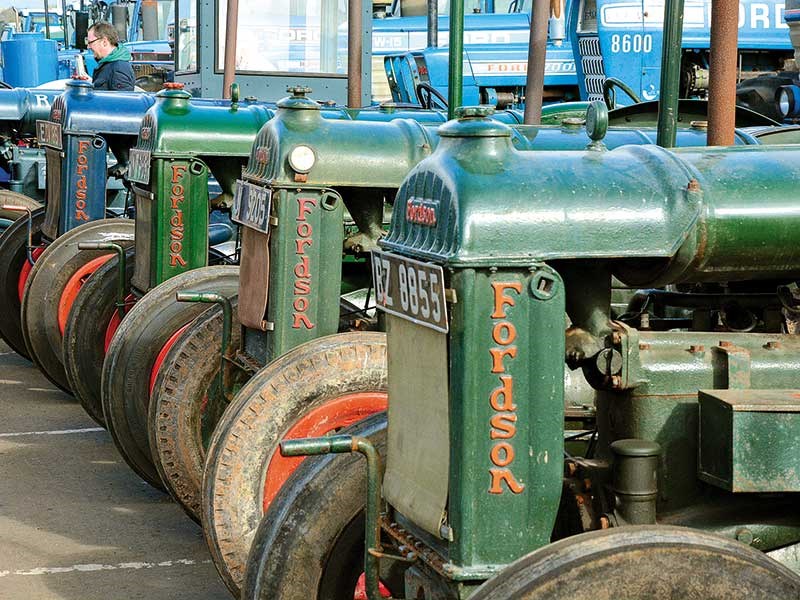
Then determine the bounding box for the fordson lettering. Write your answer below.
[74,140,91,221]
[169,165,188,267]
[293,197,316,329]
[488,281,525,495]
[406,198,437,226]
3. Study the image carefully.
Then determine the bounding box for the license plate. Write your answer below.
[36,120,62,150]
[371,250,448,333]
[127,148,151,184]
[232,179,272,233]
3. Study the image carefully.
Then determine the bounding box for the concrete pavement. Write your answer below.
[0,340,232,600]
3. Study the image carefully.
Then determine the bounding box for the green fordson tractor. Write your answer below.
[132,88,782,596]
[61,82,270,427]
[240,107,800,599]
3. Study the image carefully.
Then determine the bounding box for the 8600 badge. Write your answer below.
[371,249,448,333]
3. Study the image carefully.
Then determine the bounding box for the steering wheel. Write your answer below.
[602,77,642,110]
[415,82,448,111]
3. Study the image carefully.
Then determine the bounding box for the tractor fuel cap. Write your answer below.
[585,100,609,142]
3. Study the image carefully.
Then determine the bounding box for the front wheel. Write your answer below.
[202,332,388,596]
[242,413,395,600]
[470,526,800,600]
[0,207,45,358]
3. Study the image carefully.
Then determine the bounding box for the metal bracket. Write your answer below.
[176,291,234,401]
[2,205,35,265]
[281,435,387,600]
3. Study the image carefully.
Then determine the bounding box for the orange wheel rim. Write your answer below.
[262,391,388,514]
[149,323,191,396]
[17,247,44,303]
[57,254,113,335]
[103,293,136,353]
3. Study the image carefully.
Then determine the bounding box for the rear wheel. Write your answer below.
[63,247,135,426]
[0,192,42,227]
[202,332,388,596]
[0,207,45,358]
[242,413,395,600]
[469,526,800,600]
[149,293,242,522]
[101,266,240,490]
[21,219,134,392]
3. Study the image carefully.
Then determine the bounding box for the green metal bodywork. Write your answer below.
[376,113,800,593]
[130,89,273,292]
[235,97,763,369]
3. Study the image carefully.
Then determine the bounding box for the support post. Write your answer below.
[222,0,239,99]
[447,0,465,119]
[656,0,684,147]
[523,0,550,124]
[348,0,363,108]
[427,0,438,48]
[707,0,738,146]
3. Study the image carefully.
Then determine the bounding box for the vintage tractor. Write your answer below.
[0,87,63,201]
[133,87,778,596]
[237,105,800,599]
[63,82,270,427]
[0,80,153,367]
[1,80,155,391]
[96,85,474,492]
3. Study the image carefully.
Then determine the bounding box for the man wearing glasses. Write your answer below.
[86,22,135,91]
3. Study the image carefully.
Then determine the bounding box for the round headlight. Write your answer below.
[779,87,792,118]
[288,145,316,173]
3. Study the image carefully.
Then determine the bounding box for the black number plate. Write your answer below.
[371,250,448,333]
[36,120,62,150]
[127,148,152,184]
[232,179,272,233]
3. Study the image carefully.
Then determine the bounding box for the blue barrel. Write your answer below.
[1,32,58,87]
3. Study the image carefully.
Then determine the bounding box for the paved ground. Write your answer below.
[0,340,232,600]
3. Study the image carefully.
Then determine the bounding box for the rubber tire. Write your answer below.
[21,219,134,393]
[202,331,388,596]
[62,247,135,426]
[243,412,389,600]
[149,292,242,522]
[0,207,45,359]
[0,191,42,223]
[102,266,240,490]
[469,526,800,600]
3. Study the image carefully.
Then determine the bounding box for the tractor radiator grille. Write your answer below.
[41,147,62,241]
[578,36,606,102]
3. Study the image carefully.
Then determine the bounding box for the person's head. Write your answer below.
[86,22,119,60]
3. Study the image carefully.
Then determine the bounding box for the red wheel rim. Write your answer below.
[148,323,191,396]
[17,247,45,302]
[262,391,388,513]
[103,293,136,353]
[57,254,113,335]
[354,574,391,599]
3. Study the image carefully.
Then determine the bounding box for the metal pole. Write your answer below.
[44,0,52,40]
[656,0,684,147]
[61,0,70,49]
[447,0,464,119]
[707,0,738,146]
[427,0,438,48]
[348,0,363,108]
[222,0,239,99]
[523,0,550,124]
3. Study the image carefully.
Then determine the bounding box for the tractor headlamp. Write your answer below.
[288,145,316,174]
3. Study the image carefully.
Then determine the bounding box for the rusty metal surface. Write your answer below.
[222,0,239,99]
[238,226,271,331]
[347,0,363,107]
[707,0,738,146]
[523,0,550,124]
